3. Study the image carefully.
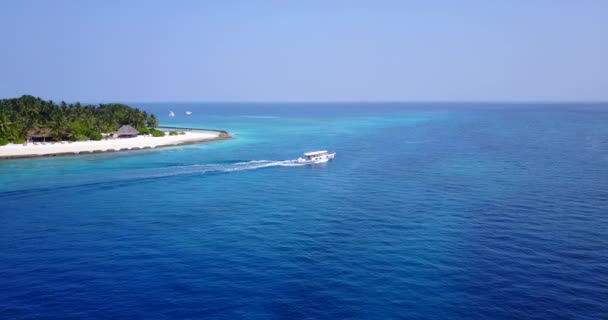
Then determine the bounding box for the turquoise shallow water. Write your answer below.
[1,103,607,319]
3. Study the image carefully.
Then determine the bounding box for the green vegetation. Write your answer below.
[0,137,8,146]
[12,137,26,144]
[0,95,159,142]
[169,131,178,136]
[71,134,89,141]
[88,132,103,141]
[150,129,165,137]
[137,126,150,135]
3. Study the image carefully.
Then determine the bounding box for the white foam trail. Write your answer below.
[1,160,308,195]
[133,159,306,180]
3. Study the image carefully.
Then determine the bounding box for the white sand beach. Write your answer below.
[0,131,228,159]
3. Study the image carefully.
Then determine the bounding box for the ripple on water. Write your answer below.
[1,104,608,319]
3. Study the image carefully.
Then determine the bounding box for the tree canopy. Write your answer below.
[0,95,159,142]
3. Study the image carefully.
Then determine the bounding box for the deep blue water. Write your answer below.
[1,103,607,319]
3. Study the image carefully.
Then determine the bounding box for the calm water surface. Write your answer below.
[1,103,607,319]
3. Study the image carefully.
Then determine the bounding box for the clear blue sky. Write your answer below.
[1,0,607,102]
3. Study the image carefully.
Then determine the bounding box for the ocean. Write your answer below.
[0,103,607,319]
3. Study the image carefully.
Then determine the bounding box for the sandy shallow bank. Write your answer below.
[0,131,230,159]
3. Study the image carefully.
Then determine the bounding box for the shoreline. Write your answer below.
[0,129,231,160]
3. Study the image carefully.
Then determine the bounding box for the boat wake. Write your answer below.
[0,160,309,198]
[138,159,307,180]
[194,159,305,172]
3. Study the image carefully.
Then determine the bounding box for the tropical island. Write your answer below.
[0,95,229,159]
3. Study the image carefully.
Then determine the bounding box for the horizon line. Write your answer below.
[4,95,608,105]
[115,100,608,105]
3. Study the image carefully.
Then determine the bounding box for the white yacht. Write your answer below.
[295,150,336,164]
[185,111,192,115]
[169,111,175,117]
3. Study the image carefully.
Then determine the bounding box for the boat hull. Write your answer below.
[295,152,336,164]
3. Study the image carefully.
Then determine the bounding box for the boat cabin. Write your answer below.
[303,150,329,160]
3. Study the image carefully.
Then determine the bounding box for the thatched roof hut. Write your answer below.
[115,125,139,138]
[26,128,53,141]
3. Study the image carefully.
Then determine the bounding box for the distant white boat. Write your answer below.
[295,150,336,164]
[185,111,192,115]
[169,111,175,117]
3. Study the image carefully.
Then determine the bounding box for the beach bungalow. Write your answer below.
[115,125,139,138]
[26,128,53,143]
